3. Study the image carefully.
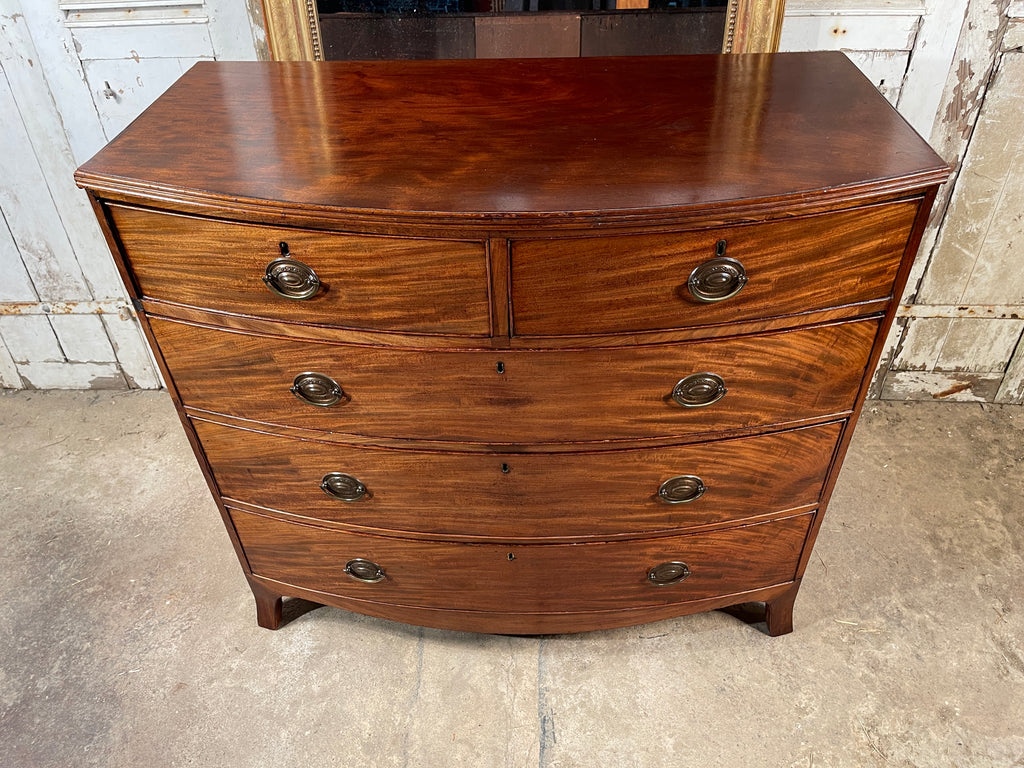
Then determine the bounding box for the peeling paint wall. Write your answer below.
[780,0,924,110]
[0,0,264,390]
[874,3,1024,404]
[1,1,1021,399]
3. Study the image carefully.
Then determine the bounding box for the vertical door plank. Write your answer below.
[102,313,163,389]
[0,333,22,388]
[0,209,37,302]
[0,65,92,301]
[49,315,118,364]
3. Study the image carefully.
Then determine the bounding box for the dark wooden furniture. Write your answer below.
[76,54,948,635]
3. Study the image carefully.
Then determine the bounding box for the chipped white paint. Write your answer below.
[0,0,259,390]
[17,361,125,389]
[900,0,1009,305]
[875,2,1024,403]
[897,304,1024,319]
[0,3,126,299]
[843,50,911,104]
[49,315,118,363]
[59,0,202,8]
[207,0,269,60]
[101,313,163,389]
[892,317,951,371]
[935,318,1024,372]
[82,57,208,137]
[0,316,65,364]
[781,13,919,50]
[2,0,1019,398]
[0,57,92,302]
[995,341,1024,403]
[881,370,996,401]
[918,55,1024,306]
[15,3,111,163]
[897,0,971,136]
[1005,22,1024,50]
[0,299,132,315]
[71,19,215,59]
[60,2,207,28]
[0,335,23,388]
[0,211,37,303]
[786,0,925,15]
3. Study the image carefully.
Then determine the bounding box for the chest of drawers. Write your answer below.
[77,53,948,635]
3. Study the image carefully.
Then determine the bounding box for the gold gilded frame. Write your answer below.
[260,0,784,61]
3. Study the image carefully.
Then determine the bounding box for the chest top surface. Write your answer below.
[76,53,947,224]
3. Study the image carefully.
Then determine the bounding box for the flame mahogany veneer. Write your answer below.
[77,53,948,636]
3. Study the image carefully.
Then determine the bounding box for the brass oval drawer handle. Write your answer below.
[291,372,343,407]
[345,558,386,583]
[672,372,727,407]
[648,561,691,586]
[658,475,706,504]
[687,256,748,303]
[321,472,368,502]
[262,255,321,300]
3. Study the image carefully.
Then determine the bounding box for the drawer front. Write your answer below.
[154,317,877,443]
[232,509,812,613]
[510,200,919,336]
[109,205,491,334]
[196,420,841,539]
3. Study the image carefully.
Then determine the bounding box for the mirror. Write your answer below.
[260,0,784,60]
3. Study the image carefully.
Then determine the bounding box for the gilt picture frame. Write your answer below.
[260,0,785,61]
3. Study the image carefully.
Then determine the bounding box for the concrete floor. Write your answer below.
[0,391,1021,767]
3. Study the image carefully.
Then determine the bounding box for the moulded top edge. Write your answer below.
[76,54,950,226]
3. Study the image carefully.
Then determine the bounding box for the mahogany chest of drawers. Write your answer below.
[77,53,948,635]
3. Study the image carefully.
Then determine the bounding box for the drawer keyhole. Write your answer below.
[501,463,511,474]
[496,361,505,374]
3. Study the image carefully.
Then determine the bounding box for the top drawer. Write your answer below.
[510,200,919,336]
[108,205,492,335]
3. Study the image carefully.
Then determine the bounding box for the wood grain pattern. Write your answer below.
[231,508,812,613]
[109,204,490,335]
[247,574,798,634]
[141,297,892,350]
[75,55,949,634]
[152,317,877,443]
[193,418,841,540]
[511,200,919,336]
[75,55,948,225]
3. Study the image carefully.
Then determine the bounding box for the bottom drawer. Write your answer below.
[231,509,812,614]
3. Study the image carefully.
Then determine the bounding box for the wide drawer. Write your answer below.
[154,317,877,443]
[108,204,491,334]
[510,200,919,336]
[196,419,841,539]
[231,508,812,613]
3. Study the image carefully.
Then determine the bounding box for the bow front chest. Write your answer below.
[77,53,948,635]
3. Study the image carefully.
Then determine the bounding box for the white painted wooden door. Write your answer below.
[0,0,264,389]
[2,0,1020,402]
[781,0,1024,404]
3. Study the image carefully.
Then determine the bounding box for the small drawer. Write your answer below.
[195,420,841,539]
[510,200,920,336]
[154,317,877,443]
[231,508,812,613]
[109,204,491,334]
